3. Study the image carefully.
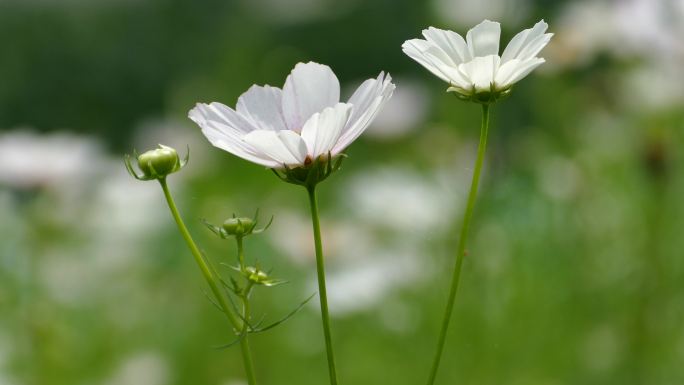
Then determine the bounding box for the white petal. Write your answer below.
[402,39,453,83]
[458,55,500,92]
[402,39,471,89]
[423,51,471,89]
[333,75,395,154]
[300,103,352,158]
[189,103,278,167]
[501,20,548,63]
[466,20,501,57]
[346,73,385,130]
[236,85,288,131]
[422,27,471,64]
[243,130,308,167]
[515,33,553,61]
[282,62,340,132]
[495,58,545,89]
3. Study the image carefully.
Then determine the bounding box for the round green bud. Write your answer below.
[222,217,256,236]
[137,145,180,178]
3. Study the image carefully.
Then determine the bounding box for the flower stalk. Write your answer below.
[158,177,258,385]
[306,184,339,385]
[426,104,490,385]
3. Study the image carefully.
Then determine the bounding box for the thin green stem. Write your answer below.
[306,185,339,385]
[426,104,490,385]
[158,178,257,385]
[237,236,246,269]
[239,283,257,385]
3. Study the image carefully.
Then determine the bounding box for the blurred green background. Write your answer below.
[1,0,684,384]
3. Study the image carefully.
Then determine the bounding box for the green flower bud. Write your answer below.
[222,217,256,237]
[137,145,180,178]
[245,266,268,282]
[125,144,188,181]
[243,266,284,287]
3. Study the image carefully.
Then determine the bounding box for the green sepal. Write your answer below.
[271,152,346,189]
[202,209,274,239]
[447,82,513,105]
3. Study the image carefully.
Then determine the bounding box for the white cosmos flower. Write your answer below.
[189,62,395,169]
[402,19,552,98]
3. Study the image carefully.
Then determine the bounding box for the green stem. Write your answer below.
[237,236,246,269]
[306,185,339,385]
[426,104,490,385]
[158,178,257,385]
[240,283,257,385]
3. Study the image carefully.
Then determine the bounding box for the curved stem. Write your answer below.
[306,185,339,385]
[158,178,258,385]
[426,104,490,385]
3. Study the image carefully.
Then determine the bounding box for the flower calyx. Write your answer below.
[271,152,346,189]
[448,82,513,105]
[243,265,285,287]
[202,210,273,239]
[125,144,188,181]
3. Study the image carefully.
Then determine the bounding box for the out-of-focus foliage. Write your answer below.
[1,0,683,384]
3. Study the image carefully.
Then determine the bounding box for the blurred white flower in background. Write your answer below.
[190,62,394,168]
[550,0,684,68]
[432,0,530,27]
[268,164,465,315]
[270,210,377,265]
[40,165,166,305]
[0,130,102,191]
[402,20,552,97]
[324,247,423,315]
[344,166,457,233]
[101,351,170,385]
[0,129,166,305]
[621,61,684,111]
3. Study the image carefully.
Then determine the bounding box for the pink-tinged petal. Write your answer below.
[242,130,308,167]
[333,74,395,154]
[189,103,278,167]
[282,62,340,132]
[346,72,386,129]
[236,85,288,131]
[466,20,501,57]
[422,26,471,64]
[300,103,352,158]
[501,20,549,63]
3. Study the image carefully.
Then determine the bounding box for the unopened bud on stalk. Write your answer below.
[125,144,188,181]
[244,266,284,287]
[222,217,256,237]
[202,210,274,239]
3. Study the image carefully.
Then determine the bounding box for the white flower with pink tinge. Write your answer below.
[402,20,552,99]
[189,62,395,168]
